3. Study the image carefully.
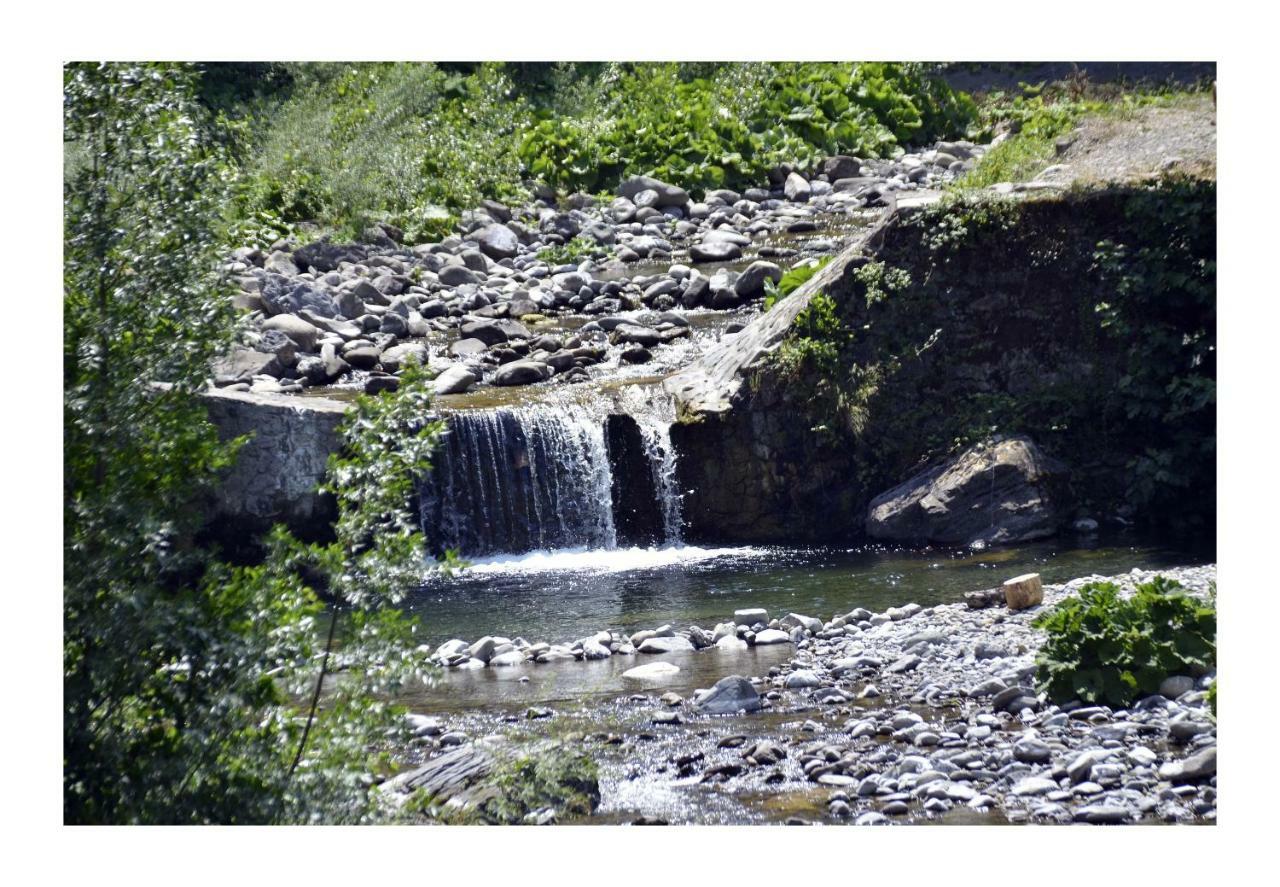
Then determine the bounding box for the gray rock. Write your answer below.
[637,636,695,654]
[1160,675,1197,699]
[474,224,520,260]
[1159,746,1216,782]
[752,629,791,646]
[439,265,481,287]
[461,318,531,346]
[622,661,680,681]
[784,172,811,202]
[694,675,763,715]
[618,175,689,208]
[690,241,742,263]
[449,338,488,360]
[381,342,428,373]
[214,347,281,384]
[1013,736,1053,763]
[784,670,821,689]
[433,365,478,395]
[734,261,783,299]
[780,613,822,634]
[865,436,1066,546]
[262,314,320,352]
[492,360,552,387]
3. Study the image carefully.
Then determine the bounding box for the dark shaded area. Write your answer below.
[676,182,1216,548]
[605,414,665,547]
[939,61,1216,94]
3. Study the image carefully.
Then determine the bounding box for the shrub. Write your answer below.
[764,256,832,311]
[1033,576,1216,708]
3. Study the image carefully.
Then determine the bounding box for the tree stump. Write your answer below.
[1003,573,1044,611]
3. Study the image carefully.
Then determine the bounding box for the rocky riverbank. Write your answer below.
[388,564,1216,825]
[214,142,986,399]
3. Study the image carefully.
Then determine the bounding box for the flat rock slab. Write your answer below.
[622,661,681,681]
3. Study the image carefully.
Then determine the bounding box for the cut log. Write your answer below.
[1003,573,1044,611]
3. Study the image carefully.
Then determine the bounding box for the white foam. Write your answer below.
[456,545,768,576]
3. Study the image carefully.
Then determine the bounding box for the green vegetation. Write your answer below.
[64,63,446,823]
[228,62,977,242]
[761,178,1215,533]
[517,62,976,196]
[958,84,1211,189]
[1033,576,1216,708]
[1093,177,1216,528]
[538,234,607,266]
[763,256,833,311]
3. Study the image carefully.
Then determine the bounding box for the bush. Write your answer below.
[234,62,978,239]
[519,62,978,196]
[764,256,832,311]
[1033,576,1216,708]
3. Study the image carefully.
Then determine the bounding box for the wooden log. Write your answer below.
[1003,573,1044,611]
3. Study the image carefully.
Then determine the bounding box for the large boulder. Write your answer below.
[690,241,742,263]
[262,313,321,352]
[433,364,478,395]
[784,172,811,202]
[260,275,337,319]
[492,360,552,387]
[693,675,763,715]
[865,436,1066,546]
[461,318,531,346]
[618,176,689,208]
[214,346,281,384]
[474,223,520,260]
[734,261,783,299]
[821,155,863,181]
[380,342,428,373]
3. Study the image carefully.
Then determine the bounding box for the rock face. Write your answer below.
[864,436,1066,546]
[202,388,347,545]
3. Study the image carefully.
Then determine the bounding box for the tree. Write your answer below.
[64,62,441,824]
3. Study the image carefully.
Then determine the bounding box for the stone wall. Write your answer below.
[202,387,349,543]
[667,183,1216,545]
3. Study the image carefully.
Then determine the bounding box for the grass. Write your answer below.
[955,87,1211,191]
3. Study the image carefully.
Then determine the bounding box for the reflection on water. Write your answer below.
[397,640,795,714]
[409,534,1208,650]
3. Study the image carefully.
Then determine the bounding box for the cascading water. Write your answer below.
[420,407,618,556]
[635,415,684,546]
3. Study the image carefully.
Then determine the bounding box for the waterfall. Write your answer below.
[636,417,684,545]
[420,403,686,557]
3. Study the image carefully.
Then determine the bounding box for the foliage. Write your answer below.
[518,62,977,196]
[1207,678,1217,719]
[537,235,605,266]
[764,256,832,311]
[958,85,1209,189]
[242,62,527,242]
[1093,176,1216,530]
[771,292,847,380]
[1033,576,1216,707]
[756,180,1215,533]
[64,64,445,823]
[957,97,1079,189]
[230,62,976,239]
